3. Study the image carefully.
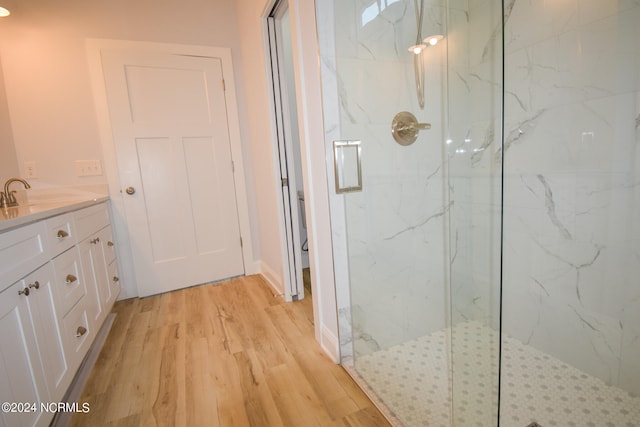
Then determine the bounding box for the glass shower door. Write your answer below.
[317,0,503,425]
[445,1,504,426]
[319,1,451,424]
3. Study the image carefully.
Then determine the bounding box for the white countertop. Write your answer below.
[0,188,110,232]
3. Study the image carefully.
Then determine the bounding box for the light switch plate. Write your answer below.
[75,160,103,177]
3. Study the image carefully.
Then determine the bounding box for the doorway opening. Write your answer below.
[266,0,309,302]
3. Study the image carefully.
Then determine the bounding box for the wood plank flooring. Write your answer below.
[69,275,391,427]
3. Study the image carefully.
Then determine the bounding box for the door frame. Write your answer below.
[260,0,341,361]
[86,39,257,299]
[265,0,306,302]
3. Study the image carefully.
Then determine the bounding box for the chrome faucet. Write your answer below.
[1,178,31,208]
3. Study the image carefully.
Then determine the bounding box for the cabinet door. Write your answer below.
[23,264,70,403]
[98,226,120,311]
[106,261,120,311]
[78,236,107,331]
[0,281,52,427]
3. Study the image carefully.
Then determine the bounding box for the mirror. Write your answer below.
[0,53,19,184]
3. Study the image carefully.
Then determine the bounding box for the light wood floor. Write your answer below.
[69,275,391,427]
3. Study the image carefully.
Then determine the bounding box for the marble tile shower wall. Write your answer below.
[323,0,450,358]
[498,0,640,395]
[445,0,504,329]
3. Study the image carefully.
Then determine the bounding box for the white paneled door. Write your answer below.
[101,51,244,297]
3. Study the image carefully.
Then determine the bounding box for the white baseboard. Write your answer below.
[320,324,340,363]
[258,261,284,296]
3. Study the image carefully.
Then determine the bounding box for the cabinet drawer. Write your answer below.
[45,213,75,257]
[73,203,109,243]
[51,247,85,317]
[62,299,92,370]
[0,221,48,292]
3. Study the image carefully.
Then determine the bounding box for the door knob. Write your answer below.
[125,186,136,195]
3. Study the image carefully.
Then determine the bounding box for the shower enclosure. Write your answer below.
[318,0,640,425]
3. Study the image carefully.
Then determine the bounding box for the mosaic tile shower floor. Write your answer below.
[355,321,640,427]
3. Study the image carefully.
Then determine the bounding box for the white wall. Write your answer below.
[0,0,238,186]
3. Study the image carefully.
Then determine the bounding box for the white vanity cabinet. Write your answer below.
[0,200,119,427]
[22,263,69,407]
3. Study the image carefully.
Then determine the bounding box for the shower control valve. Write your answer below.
[391,111,431,146]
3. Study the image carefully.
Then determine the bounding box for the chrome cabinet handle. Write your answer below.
[65,274,77,284]
[125,186,135,195]
[29,281,40,290]
[18,288,30,296]
[76,326,87,337]
[57,229,69,238]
